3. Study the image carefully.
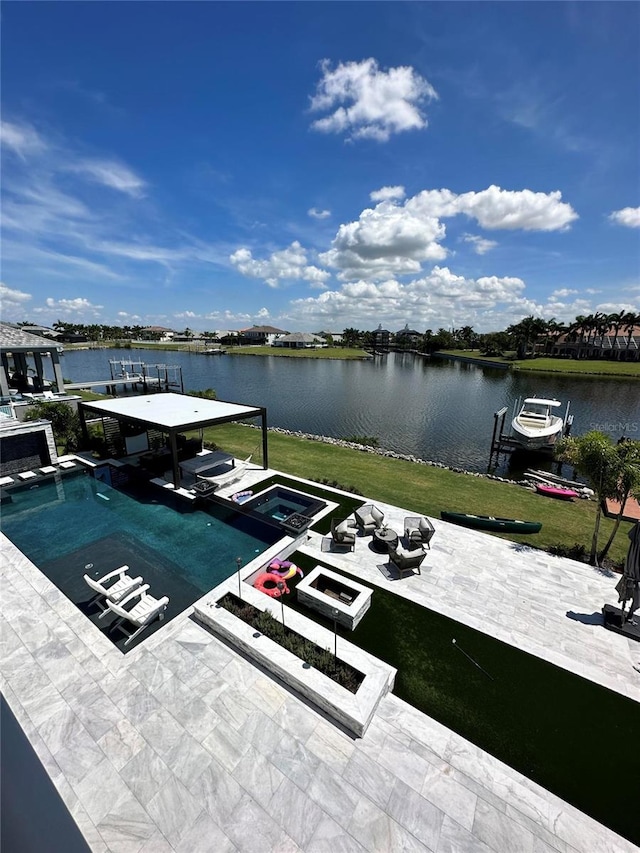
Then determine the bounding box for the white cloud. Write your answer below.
[550,288,578,299]
[321,185,577,281]
[309,58,438,142]
[230,241,331,289]
[308,207,331,220]
[0,120,47,159]
[370,186,406,202]
[462,234,498,255]
[44,296,104,316]
[0,283,32,323]
[609,207,640,228]
[287,265,534,332]
[410,186,578,231]
[320,202,447,281]
[256,307,271,319]
[67,159,146,197]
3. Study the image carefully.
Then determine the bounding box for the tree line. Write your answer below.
[19,309,640,359]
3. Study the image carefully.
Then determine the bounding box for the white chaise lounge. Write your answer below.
[83,565,143,615]
[106,584,170,646]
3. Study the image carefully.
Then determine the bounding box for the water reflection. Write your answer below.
[61,349,639,478]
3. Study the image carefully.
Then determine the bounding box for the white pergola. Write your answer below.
[79,393,268,487]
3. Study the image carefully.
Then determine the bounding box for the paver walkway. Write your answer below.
[1,468,639,852]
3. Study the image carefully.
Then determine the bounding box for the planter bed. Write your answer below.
[193,581,396,737]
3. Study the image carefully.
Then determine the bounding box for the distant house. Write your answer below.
[395,324,421,347]
[317,330,343,345]
[140,327,174,342]
[273,332,327,349]
[240,325,288,345]
[372,324,391,349]
[18,324,62,341]
[553,325,640,362]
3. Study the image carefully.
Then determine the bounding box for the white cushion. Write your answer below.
[0,476,14,486]
[39,466,57,475]
[18,471,37,480]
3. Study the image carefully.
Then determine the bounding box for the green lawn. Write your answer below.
[204,422,633,565]
[282,558,640,845]
[440,350,640,378]
[227,345,369,359]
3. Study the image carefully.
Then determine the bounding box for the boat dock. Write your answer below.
[64,376,162,392]
[64,359,184,396]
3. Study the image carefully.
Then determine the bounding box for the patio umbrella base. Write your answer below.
[602,604,640,642]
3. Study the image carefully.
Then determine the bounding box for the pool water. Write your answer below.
[1,472,279,594]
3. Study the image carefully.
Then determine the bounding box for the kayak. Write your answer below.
[535,484,578,501]
[440,511,542,534]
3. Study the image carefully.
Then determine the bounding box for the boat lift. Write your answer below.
[71,360,185,395]
[489,398,573,467]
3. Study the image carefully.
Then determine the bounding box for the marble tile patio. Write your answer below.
[1,466,639,852]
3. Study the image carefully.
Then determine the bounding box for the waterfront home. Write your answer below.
[553,324,640,361]
[239,324,289,345]
[273,332,327,349]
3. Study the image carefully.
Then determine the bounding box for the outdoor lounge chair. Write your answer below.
[330,517,357,551]
[83,565,144,614]
[198,454,252,489]
[388,542,426,577]
[106,583,170,645]
[354,504,385,535]
[404,516,436,549]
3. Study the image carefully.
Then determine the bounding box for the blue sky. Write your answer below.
[2,2,639,333]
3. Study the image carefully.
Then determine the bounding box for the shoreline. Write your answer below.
[434,351,640,379]
[245,423,526,485]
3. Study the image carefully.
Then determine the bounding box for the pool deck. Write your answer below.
[1,463,639,853]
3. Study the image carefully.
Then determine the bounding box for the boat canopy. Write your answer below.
[522,398,562,407]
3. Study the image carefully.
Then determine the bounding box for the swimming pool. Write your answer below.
[0,471,281,649]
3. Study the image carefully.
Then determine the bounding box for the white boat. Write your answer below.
[511,397,565,450]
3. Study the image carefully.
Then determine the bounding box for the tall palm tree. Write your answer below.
[607,310,629,354]
[623,312,639,357]
[555,432,622,566]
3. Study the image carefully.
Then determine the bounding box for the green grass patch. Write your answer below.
[202,423,633,565]
[227,345,369,359]
[439,350,640,378]
[284,555,640,844]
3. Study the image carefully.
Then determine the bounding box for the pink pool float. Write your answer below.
[536,484,578,501]
[267,560,304,581]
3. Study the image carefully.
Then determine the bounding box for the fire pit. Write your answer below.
[297,565,372,630]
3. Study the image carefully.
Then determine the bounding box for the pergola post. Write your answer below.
[51,350,65,394]
[78,405,90,446]
[260,408,268,469]
[169,431,180,489]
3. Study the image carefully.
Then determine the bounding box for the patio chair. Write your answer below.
[330,517,357,551]
[388,542,426,577]
[404,516,435,549]
[354,504,385,535]
[106,584,170,646]
[83,565,143,614]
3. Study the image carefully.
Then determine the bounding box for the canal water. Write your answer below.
[58,349,639,478]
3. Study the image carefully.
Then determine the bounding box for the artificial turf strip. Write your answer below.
[287,552,640,845]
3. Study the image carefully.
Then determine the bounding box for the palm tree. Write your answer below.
[342,328,361,349]
[607,310,629,356]
[597,439,640,562]
[555,432,623,565]
[623,312,639,358]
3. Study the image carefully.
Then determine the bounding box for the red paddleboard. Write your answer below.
[536,484,578,501]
